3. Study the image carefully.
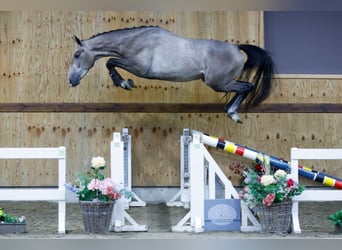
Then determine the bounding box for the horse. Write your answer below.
[68,26,275,123]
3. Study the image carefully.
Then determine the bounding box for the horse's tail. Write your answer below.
[238,44,275,108]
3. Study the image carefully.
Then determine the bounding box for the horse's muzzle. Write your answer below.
[68,78,80,87]
[68,82,78,87]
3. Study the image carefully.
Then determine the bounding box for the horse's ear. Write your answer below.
[73,35,83,46]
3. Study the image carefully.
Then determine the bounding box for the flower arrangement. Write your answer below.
[0,207,26,224]
[239,154,305,207]
[66,156,129,202]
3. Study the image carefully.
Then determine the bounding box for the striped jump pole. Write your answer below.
[192,130,342,189]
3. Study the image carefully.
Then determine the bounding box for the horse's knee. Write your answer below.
[246,82,254,92]
[237,81,253,94]
[106,61,110,69]
[106,58,116,69]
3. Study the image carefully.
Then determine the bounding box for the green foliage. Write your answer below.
[0,207,26,224]
[327,209,342,226]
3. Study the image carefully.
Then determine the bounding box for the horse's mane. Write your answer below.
[88,25,158,40]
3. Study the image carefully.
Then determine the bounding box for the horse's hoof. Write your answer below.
[228,112,243,124]
[127,79,135,88]
[121,79,135,90]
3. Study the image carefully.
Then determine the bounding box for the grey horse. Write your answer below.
[68,26,275,123]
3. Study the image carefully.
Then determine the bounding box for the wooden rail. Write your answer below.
[0,146,66,234]
[0,103,341,113]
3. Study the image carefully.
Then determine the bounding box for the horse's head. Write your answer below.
[68,36,96,87]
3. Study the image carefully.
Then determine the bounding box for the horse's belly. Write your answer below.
[146,70,203,82]
[146,60,204,82]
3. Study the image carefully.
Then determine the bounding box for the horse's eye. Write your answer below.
[74,51,81,58]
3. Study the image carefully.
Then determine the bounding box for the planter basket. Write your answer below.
[79,201,114,234]
[335,224,342,234]
[0,223,26,234]
[255,200,292,233]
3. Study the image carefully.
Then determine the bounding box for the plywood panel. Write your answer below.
[1,11,342,188]
[2,12,341,106]
[267,78,342,104]
[0,11,260,104]
[1,112,341,187]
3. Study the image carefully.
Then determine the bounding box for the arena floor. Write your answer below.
[0,201,342,239]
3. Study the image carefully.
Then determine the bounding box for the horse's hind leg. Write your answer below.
[207,79,253,123]
[106,58,135,90]
[225,92,248,123]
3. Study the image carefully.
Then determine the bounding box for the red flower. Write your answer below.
[109,191,121,200]
[287,178,294,188]
[254,164,263,173]
[262,193,275,206]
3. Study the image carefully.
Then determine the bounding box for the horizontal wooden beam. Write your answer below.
[0,103,341,113]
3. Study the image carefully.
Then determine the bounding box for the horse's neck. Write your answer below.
[84,36,121,58]
[85,29,148,58]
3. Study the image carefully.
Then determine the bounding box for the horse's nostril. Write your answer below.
[69,81,79,87]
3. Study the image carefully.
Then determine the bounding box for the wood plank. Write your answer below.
[0,103,342,113]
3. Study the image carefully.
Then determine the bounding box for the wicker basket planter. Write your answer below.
[255,200,292,233]
[79,201,114,234]
[335,224,342,234]
[0,222,26,234]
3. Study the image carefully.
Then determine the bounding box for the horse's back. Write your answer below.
[120,26,244,82]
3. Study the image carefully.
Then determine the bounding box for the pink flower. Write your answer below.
[87,179,100,191]
[244,177,251,184]
[94,178,121,200]
[262,193,275,206]
[98,178,115,194]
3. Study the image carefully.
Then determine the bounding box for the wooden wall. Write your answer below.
[1,11,341,188]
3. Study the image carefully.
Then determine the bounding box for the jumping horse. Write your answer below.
[68,26,275,123]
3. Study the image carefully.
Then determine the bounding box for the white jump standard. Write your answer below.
[167,128,191,208]
[171,130,261,232]
[110,128,147,232]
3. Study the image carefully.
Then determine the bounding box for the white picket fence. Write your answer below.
[0,147,66,234]
[290,148,342,233]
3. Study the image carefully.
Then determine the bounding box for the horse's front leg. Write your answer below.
[106,58,135,90]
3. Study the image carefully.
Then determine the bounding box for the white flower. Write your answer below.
[18,216,26,223]
[91,156,106,169]
[274,169,287,178]
[260,175,276,186]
